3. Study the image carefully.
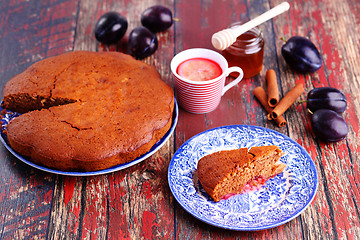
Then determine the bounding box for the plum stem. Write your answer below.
[280,37,287,43]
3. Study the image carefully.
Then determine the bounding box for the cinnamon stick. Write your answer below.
[253,87,287,127]
[268,83,304,119]
[266,69,279,107]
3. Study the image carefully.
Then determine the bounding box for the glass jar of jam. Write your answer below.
[222,22,264,78]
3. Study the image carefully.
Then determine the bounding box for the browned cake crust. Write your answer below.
[2,51,174,171]
[197,145,286,202]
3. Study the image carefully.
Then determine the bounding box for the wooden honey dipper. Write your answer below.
[212,2,290,50]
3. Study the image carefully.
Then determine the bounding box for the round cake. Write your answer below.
[1,51,174,171]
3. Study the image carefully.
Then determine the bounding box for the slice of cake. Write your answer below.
[197,145,286,202]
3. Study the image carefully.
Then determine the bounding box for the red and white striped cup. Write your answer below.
[171,48,244,114]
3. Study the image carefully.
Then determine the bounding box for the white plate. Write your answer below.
[0,99,178,176]
[168,125,318,231]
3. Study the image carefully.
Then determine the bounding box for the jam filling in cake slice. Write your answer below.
[197,145,286,202]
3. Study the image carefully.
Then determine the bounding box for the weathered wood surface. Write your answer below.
[0,0,359,239]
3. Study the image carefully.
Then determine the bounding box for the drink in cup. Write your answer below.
[171,48,244,114]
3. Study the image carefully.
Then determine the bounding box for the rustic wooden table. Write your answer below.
[1,0,359,239]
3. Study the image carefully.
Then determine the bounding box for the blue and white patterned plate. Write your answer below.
[168,125,318,231]
[0,99,178,176]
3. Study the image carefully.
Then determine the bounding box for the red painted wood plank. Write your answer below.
[271,0,360,239]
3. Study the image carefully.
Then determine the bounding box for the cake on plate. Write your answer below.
[1,51,174,171]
